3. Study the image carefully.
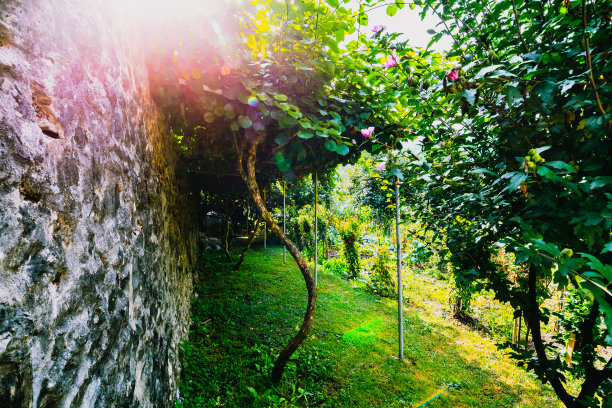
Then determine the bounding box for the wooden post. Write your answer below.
[512,317,520,345]
[395,177,403,360]
[283,180,287,264]
[314,172,318,287]
[565,333,577,365]
[512,274,520,345]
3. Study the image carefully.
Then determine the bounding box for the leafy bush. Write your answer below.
[363,240,396,297]
[553,287,608,382]
[321,257,349,278]
[339,218,361,278]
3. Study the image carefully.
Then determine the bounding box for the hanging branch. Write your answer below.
[235,129,317,383]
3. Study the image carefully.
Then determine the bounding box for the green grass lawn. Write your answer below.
[177,244,562,407]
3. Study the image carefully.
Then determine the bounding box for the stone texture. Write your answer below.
[0,1,197,406]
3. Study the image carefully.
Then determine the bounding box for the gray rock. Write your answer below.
[0,1,198,406]
[199,233,222,252]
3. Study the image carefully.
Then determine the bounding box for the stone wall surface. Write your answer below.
[0,0,197,406]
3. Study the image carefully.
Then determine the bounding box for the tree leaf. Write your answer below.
[325,139,337,152]
[507,172,527,192]
[274,94,289,101]
[287,110,303,119]
[274,133,290,146]
[336,143,349,155]
[546,161,576,173]
[386,5,398,16]
[536,166,555,181]
[474,65,503,79]
[504,85,522,107]
[461,89,477,105]
[358,13,368,25]
[297,130,314,139]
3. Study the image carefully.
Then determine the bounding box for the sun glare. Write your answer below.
[106,0,234,39]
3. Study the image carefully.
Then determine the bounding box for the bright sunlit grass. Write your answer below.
[178,244,562,407]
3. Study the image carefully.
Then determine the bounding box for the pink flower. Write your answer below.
[408,128,414,134]
[361,127,375,137]
[383,55,397,68]
[372,25,386,34]
[376,162,386,172]
[446,70,459,82]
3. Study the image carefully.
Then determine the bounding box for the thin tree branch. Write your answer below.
[511,0,530,53]
[582,0,606,115]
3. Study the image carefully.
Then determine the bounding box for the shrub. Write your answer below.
[321,257,349,278]
[339,218,361,278]
[363,241,396,298]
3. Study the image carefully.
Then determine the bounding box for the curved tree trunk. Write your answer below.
[235,130,317,383]
[233,216,261,271]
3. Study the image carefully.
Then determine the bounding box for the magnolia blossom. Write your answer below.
[375,162,386,172]
[361,127,375,137]
[446,70,459,82]
[383,55,397,68]
[372,25,386,34]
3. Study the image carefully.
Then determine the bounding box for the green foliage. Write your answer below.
[339,217,361,278]
[347,154,396,223]
[552,287,609,384]
[150,0,375,189]
[554,288,597,336]
[341,0,612,404]
[362,240,396,297]
[320,257,349,278]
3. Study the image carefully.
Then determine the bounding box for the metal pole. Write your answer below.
[283,180,287,264]
[264,187,267,250]
[314,172,318,287]
[395,177,403,360]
